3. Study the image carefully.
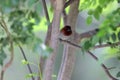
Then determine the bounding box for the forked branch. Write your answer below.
[59,38,118,80]
[0,19,14,80]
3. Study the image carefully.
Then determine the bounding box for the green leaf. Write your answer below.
[86,16,92,25]
[35,2,42,15]
[93,11,100,20]
[88,10,93,15]
[110,25,117,31]
[111,33,116,42]
[52,74,57,78]
[98,38,103,45]
[116,71,120,77]
[96,6,102,14]
[0,37,9,47]
[25,73,37,78]
[91,36,99,45]
[99,0,105,5]
[46,47,53,53]
[83,40,92,50]
[118,0,120,3]
[105,34,110,41]
[27,0,37,7]
[0,49,7,66]
[21,60,29,65]
[118,32,120,41]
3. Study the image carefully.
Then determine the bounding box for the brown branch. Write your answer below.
[63,0,76,25]
[63,0,75,25]
[101,64,118,80]
[0,19,14,80]
[107,67,116,70]
[62,10,67,25]
[63,0,76,24]
[43,0,64,80]
[94,42,120,49]
[79,28,99,39]
[18,45,35,80]
[76,25,120,41]
[59,38,118,80]
[39,1,52,80]
[41,0,50,23]
[41,0,52,45]
[57,1,80,80]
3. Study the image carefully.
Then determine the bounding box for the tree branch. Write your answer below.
[57,0,80,80]
[94,42,120,48]
[0,19,14,80]
[18,45,35,80]
[62,10,67,25]
[43,0,64,80]
[63,0,76,25]
[78,28,99,39]
[76,25,120,41]
[39,0,52,80]
[59,38,118,80]
[41,0,50,23]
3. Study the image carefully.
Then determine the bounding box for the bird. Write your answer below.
[59,25,72,40]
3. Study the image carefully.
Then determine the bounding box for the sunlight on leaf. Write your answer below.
[48,5,53,21]
[52,74,57,78]
[86,16,92,25]
[104,47,120,59]
[21,60,29,65]
[33,17,47,32]
[65,6,70,14]
[102,1,118,15]
[25,73,38,78]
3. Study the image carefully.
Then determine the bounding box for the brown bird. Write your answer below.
[59,25,72,40]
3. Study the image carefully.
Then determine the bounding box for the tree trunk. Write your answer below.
[57,0,80,80]
[43,0,64,80]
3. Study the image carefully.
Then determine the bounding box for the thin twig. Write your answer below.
[107,67,116,70]
[101,64,118,80]
[41,0,52,45]
[18,45,35,80]
[59,38,118,80]
[94,42,120,49]
[41,0,50,23]
[39,0,51,80]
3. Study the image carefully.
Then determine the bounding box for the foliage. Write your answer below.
[0,0,51,67]
[80,1,120,77]
[117,71,120,77]
[80,0,120,50]
[0,48,6,65]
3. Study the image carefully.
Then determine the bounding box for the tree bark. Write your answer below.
[43,0,64,80]
[57,0,80,80]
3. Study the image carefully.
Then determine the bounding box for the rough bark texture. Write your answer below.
[57,0,80,80]
[43,0,64,80]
